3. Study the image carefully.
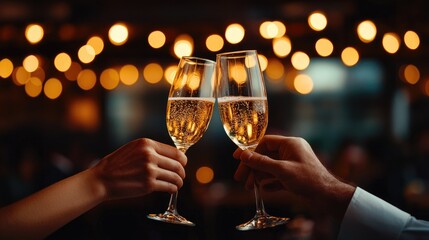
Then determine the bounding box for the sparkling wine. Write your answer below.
[166,97,215,149]
[218,96,268,150]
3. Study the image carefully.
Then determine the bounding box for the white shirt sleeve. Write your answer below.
[337,187,411,240]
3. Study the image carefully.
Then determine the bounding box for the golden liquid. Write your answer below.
[166,97,215,149]
[218,96,268,150]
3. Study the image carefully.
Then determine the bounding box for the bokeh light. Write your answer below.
[273,36,292,58]
[108,23,129,46]
[315,38,334,57]
[291,51,310,70]
[403,64,420,84]
[23,55,39,73]
[173,34,193,58]
[265,58,284,81]
[0,58,14,78]
[143,63,163,84]
[148,30,166,49]
[25,77,43,97]
[77,69,97,90]
[258,54,268,71]
[25,24,44,44]
[206,34,224,52]
[13,66,30,85]
[87,36,104,55]
[308,11,327,31]
[164,65,178,85]
[54,52,72,72]
[120,64,139,86]
[225,23,245,44]
[382,32,401,54]
[78,45,96,64]
[196,166,214,184]
[357,20,377,43]
[404,30,420,50]
[100,68,120,90]
[43,78,62,99]
[341,47,359,67]
[294,74,313,94]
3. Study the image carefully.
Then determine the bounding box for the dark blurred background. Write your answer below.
[1,0,429,239]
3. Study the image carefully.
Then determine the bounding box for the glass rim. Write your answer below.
[216,50,257,57]
[182,56,216,64]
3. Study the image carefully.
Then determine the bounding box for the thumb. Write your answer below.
[239,150,281,175]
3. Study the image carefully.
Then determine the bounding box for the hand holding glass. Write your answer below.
[147,56,216,226]
[216,50,289,230]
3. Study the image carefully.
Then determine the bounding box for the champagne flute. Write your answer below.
[147,56,216,226]
[216,50,289,230]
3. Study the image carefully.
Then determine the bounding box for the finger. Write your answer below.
[154,168,184,189]
[239,150,286,175]
[148,139,188,167]
[233,148,244,159]
[255,135,288,154]
[150,180,179,193]
[234,162,250,182]
[156,155,186,179]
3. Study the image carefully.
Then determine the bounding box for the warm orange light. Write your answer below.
[25,77,43,97]
[78,45,96,64]
[382,32,401,54]
[315,38,334,57]
[13,66,30,85]
[44,78,62,99]
[23,55,39,72]
[265,58,284,81]
[143,63,163,84]
[173,34,193,58]
[54,52,72,72]
[294,74,313,94]
[225,23,245,44]
[291,51,310,70]
[403,64,420,84]
[341,47,359,67]
[108,23,129,46]
[87,36,104,55]
[77,69,97,90]
[357,20,377,43]
[148,30,166,49]
[258,54,268,71]
[308,11,327,31]
[0,58,14,78]
[164,65,177,85]
[196,166,214,184]
[272,36,292,58]
[25,24,44,44]
[118,64,139,86]
[404,30,420,50]
[206,34,224,52]
[100,68,120,90]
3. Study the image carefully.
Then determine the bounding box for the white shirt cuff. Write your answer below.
[337,187,411,240]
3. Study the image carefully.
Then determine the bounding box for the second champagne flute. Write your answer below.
[216,50,289,230]
[147,56,216,226]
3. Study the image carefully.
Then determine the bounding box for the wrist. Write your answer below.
[83,167,109,203]
[321,178,356,221]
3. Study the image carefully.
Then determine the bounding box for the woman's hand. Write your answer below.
[92,138,187,201]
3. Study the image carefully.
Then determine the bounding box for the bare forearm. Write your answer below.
[0,168,106,240]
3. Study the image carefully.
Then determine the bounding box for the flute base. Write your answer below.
[147,212,195,226]
[236,214,289,231]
